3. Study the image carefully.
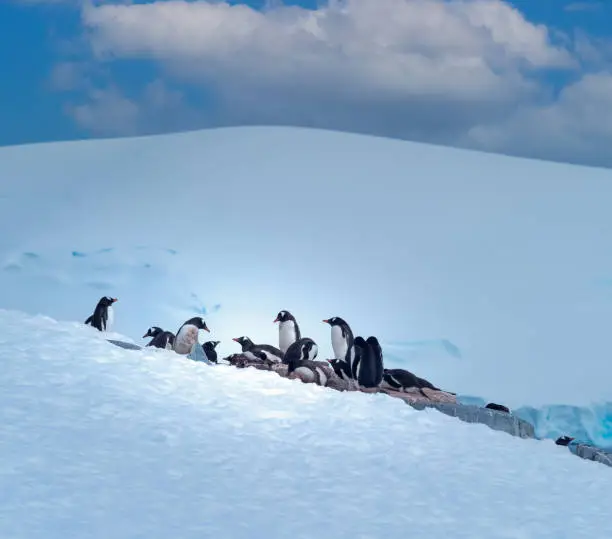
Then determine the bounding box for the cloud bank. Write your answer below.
[39,0,612,167]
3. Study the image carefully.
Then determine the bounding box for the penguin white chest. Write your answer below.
[331,326,348,360]
[278,321,296,353]
[105,306,114,332]
[174,325,199,355]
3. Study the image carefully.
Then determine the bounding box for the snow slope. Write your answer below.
[1,308,611,539]
[1,126,612,413]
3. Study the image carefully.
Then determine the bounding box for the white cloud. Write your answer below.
[564,2,603,12]
[37,0,612,167]
[65,79,208,136]
[81,0,572,99]
[463,71,612,167]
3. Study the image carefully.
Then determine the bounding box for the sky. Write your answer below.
[2,0,612,168]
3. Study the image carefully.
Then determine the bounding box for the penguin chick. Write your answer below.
[173,317,210,355]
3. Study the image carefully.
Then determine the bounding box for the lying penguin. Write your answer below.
[142,326,175,350]
[85,296,117,332]
[232,336,284,364]
[284,338,333,386]
[380,368,442,397]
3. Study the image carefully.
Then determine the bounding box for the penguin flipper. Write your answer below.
[84,315,93,326]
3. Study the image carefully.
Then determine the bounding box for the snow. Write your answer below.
[1,126,611,419]
[1,308,611,539]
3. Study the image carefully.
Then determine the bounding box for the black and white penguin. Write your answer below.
[353,336,384,388]
[485,402,510,414]
[274,310,301,354]
[327,358,353,381]
[232,336,284,363]
[381,368,440,393]
[322,316,354,362]
[284,338,328,385]
[202,340,220,363]
[84,296,117,332]
[173,316,210,355]
[142,326,175,349]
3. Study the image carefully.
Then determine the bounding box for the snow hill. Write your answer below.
[1,308,611,539]
[1,125,611,442]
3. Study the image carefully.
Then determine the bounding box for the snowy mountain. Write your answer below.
[1,126,611,436]
[1,308,611,539]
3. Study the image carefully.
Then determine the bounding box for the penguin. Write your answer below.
[173,316,210,355]
[274,310,301,354]
[555,435,575,446]
[142,326,175,350]
[355,336,384,388]
[322,316,354,362]
[202,340,220,363]
[485,402,510,414]
[85,296,117,332]
[232,336,284,364]
[327,358,353,381]
[284,338,328,385]
[381,368,441,395]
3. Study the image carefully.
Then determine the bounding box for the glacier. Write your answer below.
[1,307,611,539]
[1,125,612,444]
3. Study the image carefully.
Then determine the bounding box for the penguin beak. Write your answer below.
[322,319,329,324]
[273,316,279,323]
[232,337,239,342]
[203,327,210,333]
[142,333,148,339]
[112,298,118,303]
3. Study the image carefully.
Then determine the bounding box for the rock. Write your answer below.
[406,401,536,439]
[107,339,142,350]
[567,440,612,468]
[378,387,457,405]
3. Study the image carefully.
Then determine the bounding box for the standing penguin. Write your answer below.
[355,336,384,388]
[232,336,284,364]
[173,317,210,355]
[322,316,354,362]
[142,326,175,350]
[274,310,301,354]
[202,340,220,363]
[85,296,117,332]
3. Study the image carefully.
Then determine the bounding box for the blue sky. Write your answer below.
[2,0,612,168]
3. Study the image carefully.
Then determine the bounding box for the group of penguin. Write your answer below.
[85,296,444,395]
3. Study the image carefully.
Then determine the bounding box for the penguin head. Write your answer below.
[185,316,210,332]
[143,326,163,339]
[274,310,295,323]
[302,339,318,361]
[204,340,220,349]
[322,316,347,327]
[99,296,117,307]
[232,336,253,348]
[354,336,367,348]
